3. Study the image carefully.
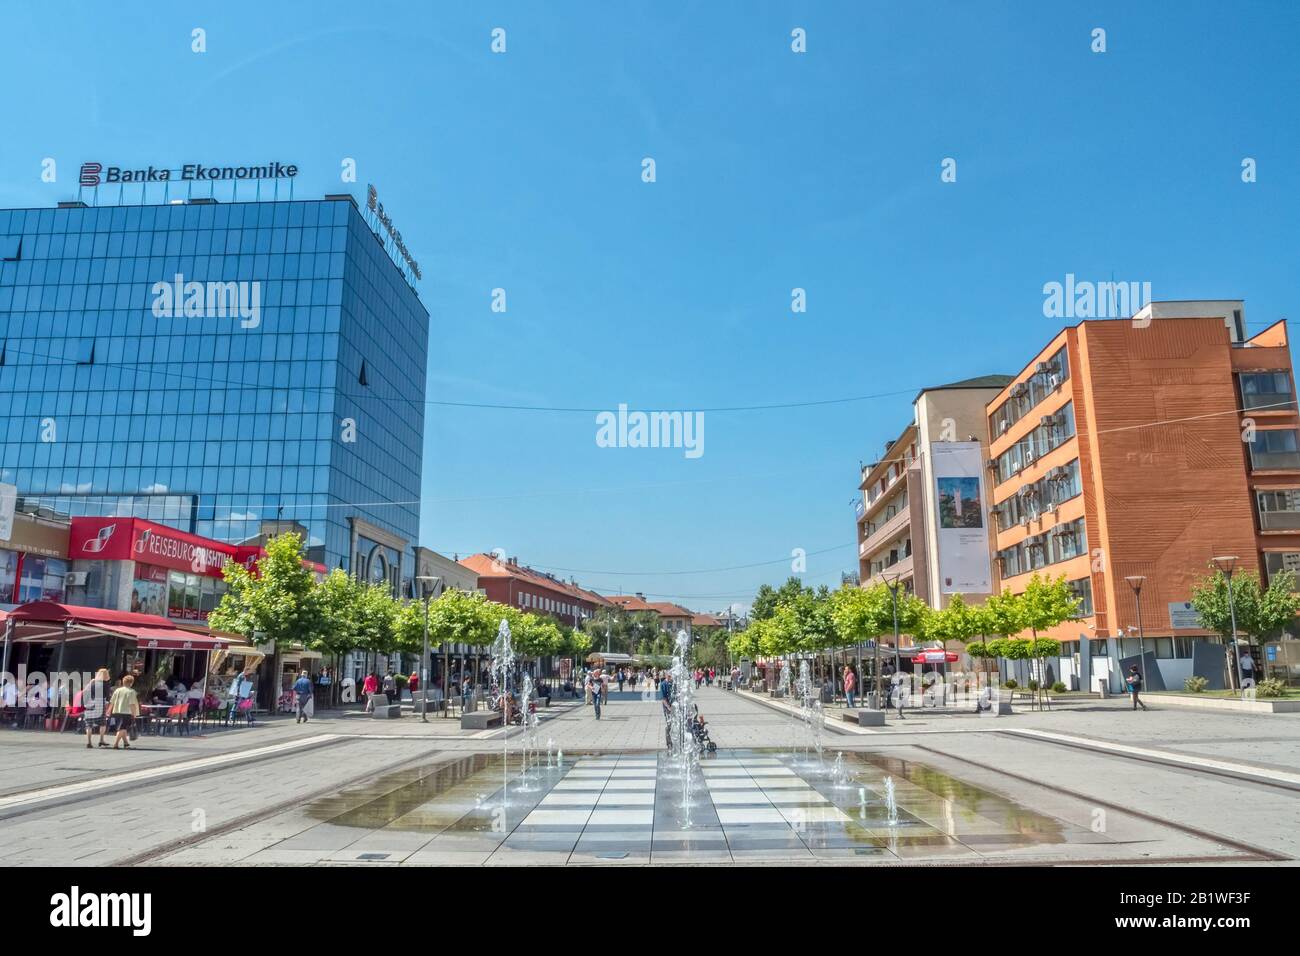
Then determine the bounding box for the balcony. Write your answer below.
[1259,509,1300,531]
[860,506,911,558]
[1251,450,1300,471]
[865,554,913,588]
[1242,391,1296,413]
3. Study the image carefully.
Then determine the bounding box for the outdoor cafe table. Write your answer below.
[140,704,170,733]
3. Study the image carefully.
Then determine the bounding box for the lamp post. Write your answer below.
[882,571,903,710]
[415,575,441,723]
[1124,575,1147,687]
[1210,556,1245,694]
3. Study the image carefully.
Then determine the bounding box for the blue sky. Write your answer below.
[3,1,1299,611]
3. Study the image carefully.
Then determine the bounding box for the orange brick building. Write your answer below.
[986,301,1299,690]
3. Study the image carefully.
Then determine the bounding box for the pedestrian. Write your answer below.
[1125,665,1148,711]
[109,675,140,750]
[362,672,379,712]
[382,669,397,701]
[293,670,313,723]
[81,667,111,749]
[890,671,906,719]
[843,665,857,709]
[408,670,420,698]
[617,669,625,693]
[1239,647,1255,687]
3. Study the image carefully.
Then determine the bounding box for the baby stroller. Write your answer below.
[692,712,717,753]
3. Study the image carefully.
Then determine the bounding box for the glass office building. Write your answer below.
[0,195,427,594]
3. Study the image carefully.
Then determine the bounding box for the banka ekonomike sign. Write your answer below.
[79,160,299,186]
[367,184,422,280]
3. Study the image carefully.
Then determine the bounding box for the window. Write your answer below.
[994,402,1076,482]
[997,518,1086,578]
[1068,577,1093,617]
[1089,639,1108,656]
[1263,552,1300,589]
[988,346,1070,437]
[1257,489,1300,530]
[0,235,20,260]
[1248,429,1300,470]
[1240,371,1294,411]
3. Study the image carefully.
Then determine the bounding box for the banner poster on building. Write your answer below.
[933,442,993,595]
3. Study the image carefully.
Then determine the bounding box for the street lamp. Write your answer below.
[1210,556,1245,694]
[881,570,903,711]
[415,575,441,723]
[1123,575,1148,687]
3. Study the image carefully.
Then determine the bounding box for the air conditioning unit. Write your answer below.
[997,419,1009,435]
[1023,448,1036,464]
[1048,373,1061,389]
[1035,361,1050,374]
[1039,415,1054,428]
[65,572,89,586]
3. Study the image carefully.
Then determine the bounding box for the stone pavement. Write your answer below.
[0,684,1294,865]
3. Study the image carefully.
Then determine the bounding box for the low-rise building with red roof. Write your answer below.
[458,553,612,629]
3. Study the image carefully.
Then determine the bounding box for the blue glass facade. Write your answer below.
[0,196,426,589]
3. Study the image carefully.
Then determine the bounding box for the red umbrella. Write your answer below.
[912,648,959,663]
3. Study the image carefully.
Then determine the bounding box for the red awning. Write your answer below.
[4,600,230,650]
[912,648,959,663]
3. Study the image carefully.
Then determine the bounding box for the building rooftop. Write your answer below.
[646,601,694,618]
[457,553,612,607]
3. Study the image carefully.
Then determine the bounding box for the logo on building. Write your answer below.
[81,524,116,553]
[134,529,152,554]
[78,160,298,185]
[366,184,422,281]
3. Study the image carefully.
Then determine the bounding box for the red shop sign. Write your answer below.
[69,518,235,578]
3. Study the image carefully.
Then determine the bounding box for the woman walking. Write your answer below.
[362,672,379,712]
[109,675,140,750]
[1125,665,1148,711]
[82,667,112,749]
[843,665,857,709]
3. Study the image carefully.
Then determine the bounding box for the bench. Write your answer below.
[369,694,402,719]
[461,710,503,730]
[840,709,887,726]
[412,698,446,714]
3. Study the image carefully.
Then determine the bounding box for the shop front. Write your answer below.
[0,510,72,610]
[0,601,230,713]
[65,517,236,623]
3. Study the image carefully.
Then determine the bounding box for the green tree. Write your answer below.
[1191,568,1300,684]
[210,532,327,652]
[1016,574,1080,708]
[750,584,779,622]
[315,569,370,704]
[751,576,814,622]
[829,584,892,698]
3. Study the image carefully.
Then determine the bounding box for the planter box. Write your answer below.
[1145,694,1300,714]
